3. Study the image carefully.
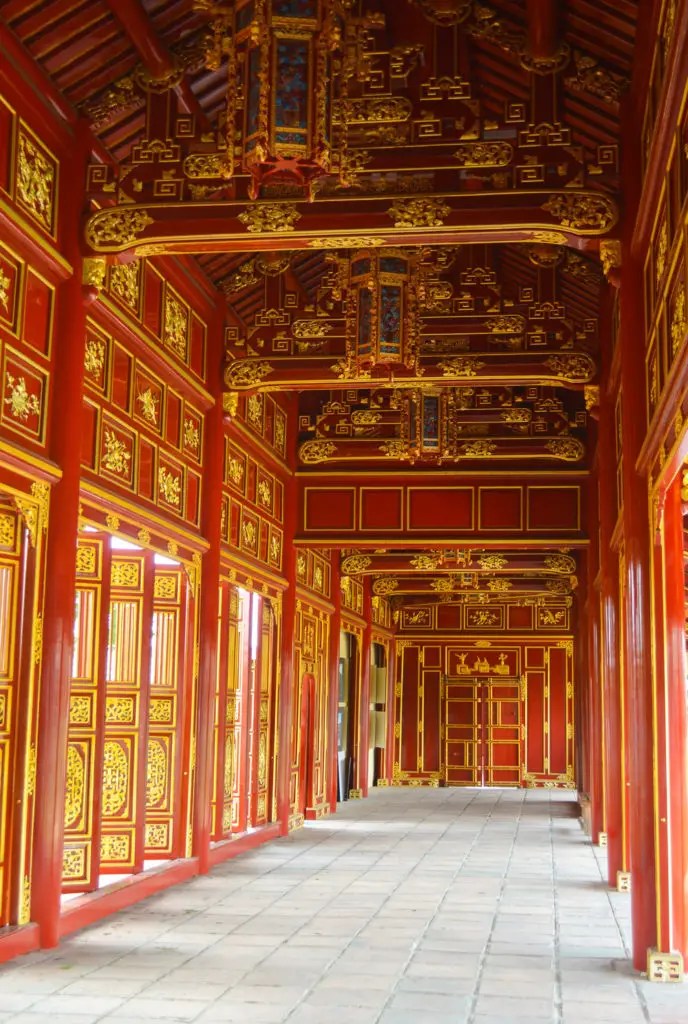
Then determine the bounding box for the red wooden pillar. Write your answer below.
[619,236,658,974]
[30,121,92,947]
[598,344,624,886]
[656,474,688,960]
[585,423,605,844]
[384,639,397,783]
[276,399,298,834]
[328,559,341,813]
[356,579,372,797]
[193,299,225,873]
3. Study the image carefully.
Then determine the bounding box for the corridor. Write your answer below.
[0,789,685,1024]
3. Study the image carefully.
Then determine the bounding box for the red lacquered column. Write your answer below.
[597,336,624,886]
[660,475,688,959]
[356,578,372,797]
[30,121,92,947]
[193,299,225,873]
[328,560,342,813]
[619,245,658,973]
[276,399,298,834]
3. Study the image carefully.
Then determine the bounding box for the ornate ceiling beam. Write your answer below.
[83,191,618,259]
[372,573,577,596]
[298,434,585,464]
[224,350,595,392]
[342,550,577,575]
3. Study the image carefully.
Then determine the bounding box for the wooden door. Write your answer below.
[444,678,522,787]
[444,681,480,785]
[483,680,521,786]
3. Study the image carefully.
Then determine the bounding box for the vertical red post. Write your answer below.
[586,437,605,844]
[597,329,624,886]
[328,559,341,812]
[659,474,688,959]
[30,121,91,947]
[619,226,658,973]
[193,299,225,872]
[276,398,298,834]
[356,579,372,797]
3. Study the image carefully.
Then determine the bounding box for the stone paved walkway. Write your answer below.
[0,788,686,1022]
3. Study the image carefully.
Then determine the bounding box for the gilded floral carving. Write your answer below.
[238,203,301,233]
[4,374,40,421]
[110,261,141,310]
[225,361,274,388]
[164,295,188,359]
[86,208,154,249]
[545,438,585,461]
[298,440,337,464]
[437,357,485,377]
[387,197,451,228]
[137,388,159,425]
[158,466,182,507]
[84,338,106,379]
[542,193,616,233]
[102,428,131,476]
[17,130,55,230]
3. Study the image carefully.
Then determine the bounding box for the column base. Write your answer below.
[348,788,363,799]
[598,831,608,847]
[616,870,631,892]
[647,949,684,982]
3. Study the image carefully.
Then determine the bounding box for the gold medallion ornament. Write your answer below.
[238,204,301,233]
[387,197,451,228]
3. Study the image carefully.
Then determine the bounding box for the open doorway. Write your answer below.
[337,631,357,800]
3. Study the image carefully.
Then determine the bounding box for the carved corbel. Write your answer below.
[599,239,622,287]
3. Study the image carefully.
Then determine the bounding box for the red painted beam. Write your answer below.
[526,0,559,60]
[102,0,208,121]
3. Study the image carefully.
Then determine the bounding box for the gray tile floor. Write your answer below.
[0,788,686,1022]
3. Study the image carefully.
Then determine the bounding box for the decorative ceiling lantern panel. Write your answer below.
[232,0,338,197]
[348,250,419,374]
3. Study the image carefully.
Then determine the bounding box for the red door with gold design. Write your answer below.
[444,678,521,787]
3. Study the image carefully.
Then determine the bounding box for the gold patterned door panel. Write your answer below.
[100,551,153,873]
[444,681,480,785]
[212,582,237,839]
[62,535,111,891]
[145,565,185,859]
[484,681,521,787]
[0,508,24,923]
[231,588,250,832]
[251,599,275,827]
